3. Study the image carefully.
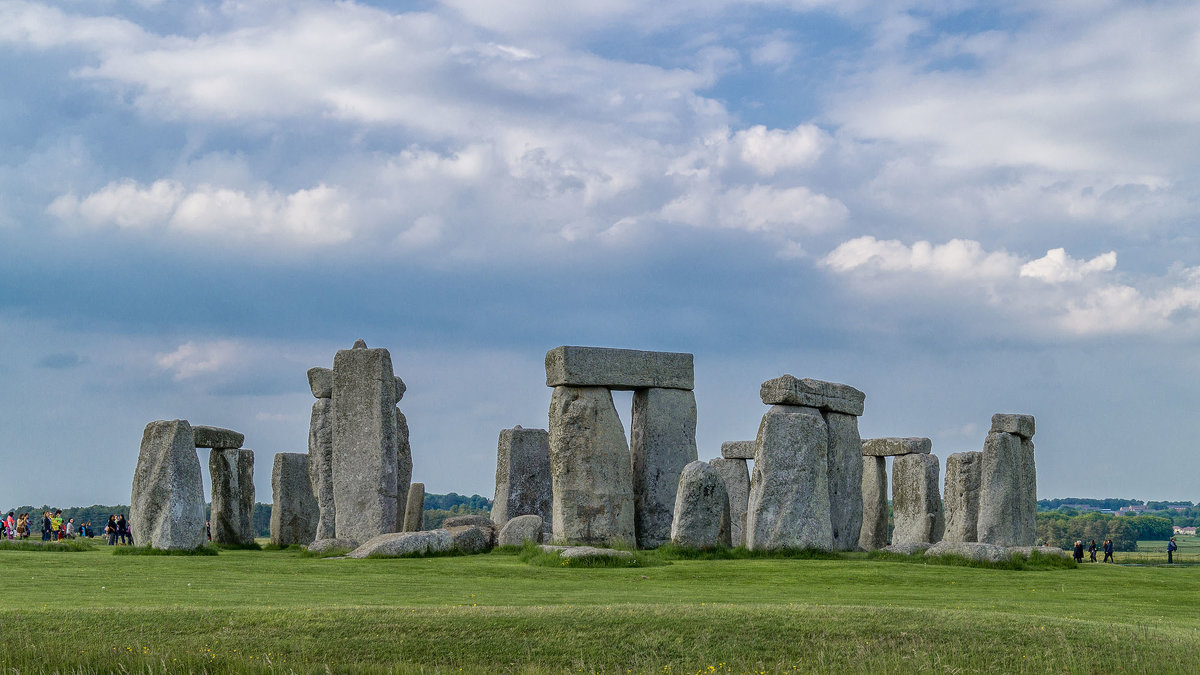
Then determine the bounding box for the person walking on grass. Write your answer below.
[41,511,52,541]
[1168,537,1178,564]
[4,511,13,540]
[1088,540,1097,562]
[105,516,117,546]
[1073,540,1084,563]
[117,514,132,545]
[1103,538,1115,563]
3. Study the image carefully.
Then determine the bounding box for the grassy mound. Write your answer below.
[0,538,94,552]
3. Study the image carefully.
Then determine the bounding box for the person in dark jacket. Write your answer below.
[117,515,132,545]
[1167,537,1178,564]
[1073,540,1084,563]
[41,511,52,541]
[105,516,118,546]
[1088,540,1097,562]
[1103,539,1115,563]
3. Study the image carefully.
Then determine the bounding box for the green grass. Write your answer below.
[214,541,263,551]
[112,544,219,556]
[0,538,95,552]
[1,545,1198,673]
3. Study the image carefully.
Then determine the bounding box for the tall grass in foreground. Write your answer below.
[0,538,94,552]
[112,544,218,556]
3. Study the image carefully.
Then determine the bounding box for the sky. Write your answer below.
[2,0,1199,508]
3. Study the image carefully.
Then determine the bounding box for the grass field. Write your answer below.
[1,542,1198,674]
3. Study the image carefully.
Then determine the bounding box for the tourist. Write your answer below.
[41,511,52,541]
[1103,538,1114,563]
[50,510,63,540]
[105,516,117,546]
[1088,539,1097,563]
[65,518,76,539]
[1168,537,1178,564]
[117,514,132,545]
[3,511,12,539]
[1073,540,1084,563]
[16,513,28,539]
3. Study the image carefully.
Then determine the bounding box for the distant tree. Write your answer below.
[1106,519,1139,552]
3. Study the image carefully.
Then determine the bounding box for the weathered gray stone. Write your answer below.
[991,413,1035,440]
[498,515,544,546]
[883,542,929,555]
[545,346,694,391]
[209,448,255,545]
[892,453,944,545]
[861,437,931,457]
[394,377,406,403]
[270,452,318,546]
[442,515,494,529]
[977,431,1031,546]
[670,461,731,550]
[1018,437,1037,547]
[549,545,635,561]
[491,426,552,539]
[308,367,333,398]
[348,529,454,558]
[403,482,425,532]
[824,412,864,551]
[709,458,749,547]
[308,398,335,540]
[130,420,206,550]
[942,451,982,543]
[745,405,832,551]
[192,425,244,450]
[1009,545,1070,559]
[859,456,888,550]
[395,408,412,535]
[720,441,756,460]
[352,338,367,349]
[925,540,1009,563]
[631,387,698,549]
[332,344,400,544]
[446,525,492,554]
[548,386,636,545]
[307,537,358,553]
[759,375,865,416]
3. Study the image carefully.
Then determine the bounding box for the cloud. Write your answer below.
[733,124,829,175]
[155,340,239,380]
[821,236,1021,281]
[1020,248,1116,284]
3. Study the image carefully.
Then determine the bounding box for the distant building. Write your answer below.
[1174,526,1196,535]
[1063,504,1100,512]
[1118,505,1149,515]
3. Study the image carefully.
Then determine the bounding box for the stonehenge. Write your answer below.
[670,461,731,550]
[859,456,888,550]
[491,426,552,539]
[403,482,425,532]
[209,447,255,545]
[977,414,1037,546]
[943,451,982,543]
[631,387,699,548]
[892,452,944,545]
[307,396,335,540]
[270,452,318,546]
[709,456,750,547]
[130,420,207,550]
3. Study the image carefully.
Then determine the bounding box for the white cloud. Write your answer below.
[155,340,239,380]
[822,236,1021,281]
[1020,248,1116,284]
[734,124,829,175]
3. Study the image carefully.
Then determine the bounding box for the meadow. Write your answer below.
[1,541,1197,674]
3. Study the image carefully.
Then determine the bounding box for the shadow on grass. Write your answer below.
[112,545,218,556]
[214,541,263,551]
[0,539,95,553]
[518,541,657,568]
[653,543,843,561]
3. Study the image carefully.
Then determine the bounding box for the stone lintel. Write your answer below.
[307,367,333,398]
[759,375,864,416]
[861,437,931,457]
[544,346,694,391]
[990,413,1035,439]
[192,425,245,449]
[720,440,756,460]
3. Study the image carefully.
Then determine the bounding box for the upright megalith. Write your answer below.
[331,341,401,544]
[130,420,206,550]
[943,451,982,543]
[403,482,425,532]
[210,448,255,545]
[670,461,731,550]
[547,386,635,545]
[491,426,552,537]
[308,398,335,540]
[746,405,832,551]
[892,453,944,545]
[271,452,318,546]
[977,414,1036,546]
[395,406,412,533]
[859,456,888,550]
[631,387,698,548]
[709,457,750,547]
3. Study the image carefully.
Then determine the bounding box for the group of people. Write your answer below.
[1073,539,1117,563]
[1,510,134,546]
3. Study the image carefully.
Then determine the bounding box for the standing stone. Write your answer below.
[631,387,698,549]
[498,514,544,546]
[892,453,944,545]
[709,457,750,547]
[824,411,863,551]
[491,427,552,538]
[943,451,982,543]
[331,344,400,544]
[859,456,888,550]
[547,386,635,545]
[395,408,412,533]
[130,420,206,550]
[670,461,731,550]
[977,428,1036,546]
[1018,437,1037,546]
[403,482,425,532]
[209,448,255,545]
[745,405,832,551]
[308,398,335,540]
[271,452,318,546]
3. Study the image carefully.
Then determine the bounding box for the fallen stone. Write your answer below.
[308,398,335,540]
[447,525,493,554]
[1009,545,1071,559]
[925,540,1010,563]
[209,448,255,545]
[892,453,944,545]
[307,538,359,553]
[307,367,333,398]
[745,405,832,551]
[544,346,694,391]
[270,452,318,547]
[720,441,756,460]
[395,407,412,535]
[709,457,749,547]
[491,426,552,539]
[861,437,931,457]
[883,542,930,555]
[977,431,1030,546]
[758,375,865,416]
[130,420,206,550]
[547,386,636,545]
[632,387,698,549]
[859,456,888,550]
[825,411,864,551]
[556,545,635,561]
[498,515,544,547]
[942,451,982,543]
[347,529,454,558]
[991,413,1035,440]
[192,425,244,450]
[670,461,731,550]
[403,482,425,532]
[332,343,400,544]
